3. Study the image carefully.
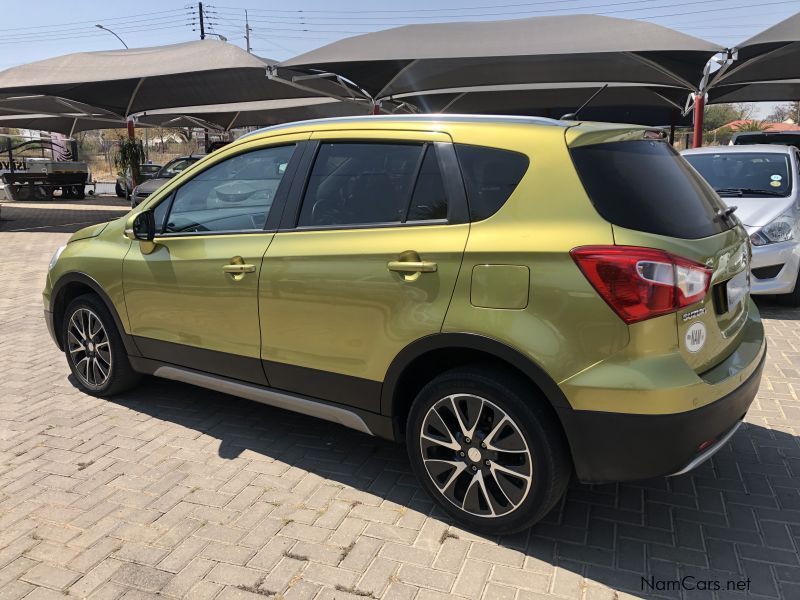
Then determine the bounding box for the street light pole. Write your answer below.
[95,24,129,49]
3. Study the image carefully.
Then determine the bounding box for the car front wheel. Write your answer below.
[407,366,571,534]
[62,294,140,396]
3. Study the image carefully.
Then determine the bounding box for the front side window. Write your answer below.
[161,144,295,234]
[683,152,792,199]
[298,142,448,228]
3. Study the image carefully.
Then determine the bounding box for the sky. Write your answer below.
[2,0,799,117]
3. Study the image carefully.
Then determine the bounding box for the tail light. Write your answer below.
[570,246,712,324]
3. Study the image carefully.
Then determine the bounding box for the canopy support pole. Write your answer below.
[69,118,78,138]
[692,94,705,148]
[439,92,466,113]
[669,108,677,145]
[226,111,241,131]
[623,52,697,90]
[266,66,384,113]
[125,77,146,117]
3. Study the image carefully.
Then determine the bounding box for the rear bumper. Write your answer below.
[558,345,765,482]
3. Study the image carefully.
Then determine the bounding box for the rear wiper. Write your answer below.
[715,187,784,197]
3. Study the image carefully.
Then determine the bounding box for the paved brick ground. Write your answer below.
[2,197,800,600]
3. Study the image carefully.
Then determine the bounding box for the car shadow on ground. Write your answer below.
[97,370,799,600]
[755,297,800,321]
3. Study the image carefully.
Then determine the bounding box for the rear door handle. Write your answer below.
[387,260,438,273]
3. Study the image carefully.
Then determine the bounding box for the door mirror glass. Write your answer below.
[132,210,156,241]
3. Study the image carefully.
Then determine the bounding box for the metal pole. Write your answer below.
[95,24,128,49]
[692,94,705,149]
[198,3,205,40]
[669,108,677,146]
[245,10,251,53]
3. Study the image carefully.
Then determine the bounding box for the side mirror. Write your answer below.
[131,210,156,242]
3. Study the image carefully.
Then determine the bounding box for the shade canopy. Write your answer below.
[713,11,800,88]
[0,40,322,116]
[283,14,721,101]
[400,83,690,124]
[0,94,129,133]
[136,97,370,131]
[705,11,800,103]
[708,80,800,104]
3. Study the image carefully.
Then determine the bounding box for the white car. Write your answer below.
[682,144,800,306]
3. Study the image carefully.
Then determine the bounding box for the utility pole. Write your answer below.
[198,2,205,40]
[245,10,252,53]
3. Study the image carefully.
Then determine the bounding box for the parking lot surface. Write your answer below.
[2,197,800,600]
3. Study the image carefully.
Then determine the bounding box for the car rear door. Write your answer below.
[258,130,469,413]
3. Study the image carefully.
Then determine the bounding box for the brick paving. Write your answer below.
[1,196,800,599]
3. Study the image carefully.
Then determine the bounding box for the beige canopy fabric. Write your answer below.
[0,40,319,116]
[136,97,370,131]
[395,83,691,125]
[0,94,129,134]
[709,80,800,104]
[715,11,800,85]
[282,15,722,100]
[708,11,800,102]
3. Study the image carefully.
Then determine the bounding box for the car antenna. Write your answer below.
[560,84,609,121]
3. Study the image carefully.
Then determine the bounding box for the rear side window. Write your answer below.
[570,140,731,239]
[455,144,529,221]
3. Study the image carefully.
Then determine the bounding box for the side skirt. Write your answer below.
[129,357,395,440]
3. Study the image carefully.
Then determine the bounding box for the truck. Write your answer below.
[0,134,94,200]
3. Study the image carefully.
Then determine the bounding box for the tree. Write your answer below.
[703,103,755,131]
[733,120,772,132]
[767,101,800,122]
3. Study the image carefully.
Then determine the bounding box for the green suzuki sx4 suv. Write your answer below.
[44,116,765,533]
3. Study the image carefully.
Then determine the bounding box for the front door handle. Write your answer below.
[387,260,437,273]
[223,256,255,281]
[222,264,256,274]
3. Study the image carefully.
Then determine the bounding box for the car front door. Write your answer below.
[123,135,307,384]
[259,131,470,412]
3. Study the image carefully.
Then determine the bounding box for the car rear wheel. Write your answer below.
[115,182,125,198]
[62,294,140,396]
[407,366,571,534]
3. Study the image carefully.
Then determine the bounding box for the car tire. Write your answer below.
[115,182,125,198]
[62,294,140,397]
[406,365,572,534]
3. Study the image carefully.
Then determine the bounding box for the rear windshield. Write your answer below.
[570,140,731,239]
[683,152,792,199]
[733,133,800,150]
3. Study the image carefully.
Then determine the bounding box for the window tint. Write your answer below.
[299,143,423,227]
[162,145,294,234]
[407,145,448,221]
[683,152,792,199]
[153,193,171,231]
[455,144,529,221]
[570,140,731,239]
